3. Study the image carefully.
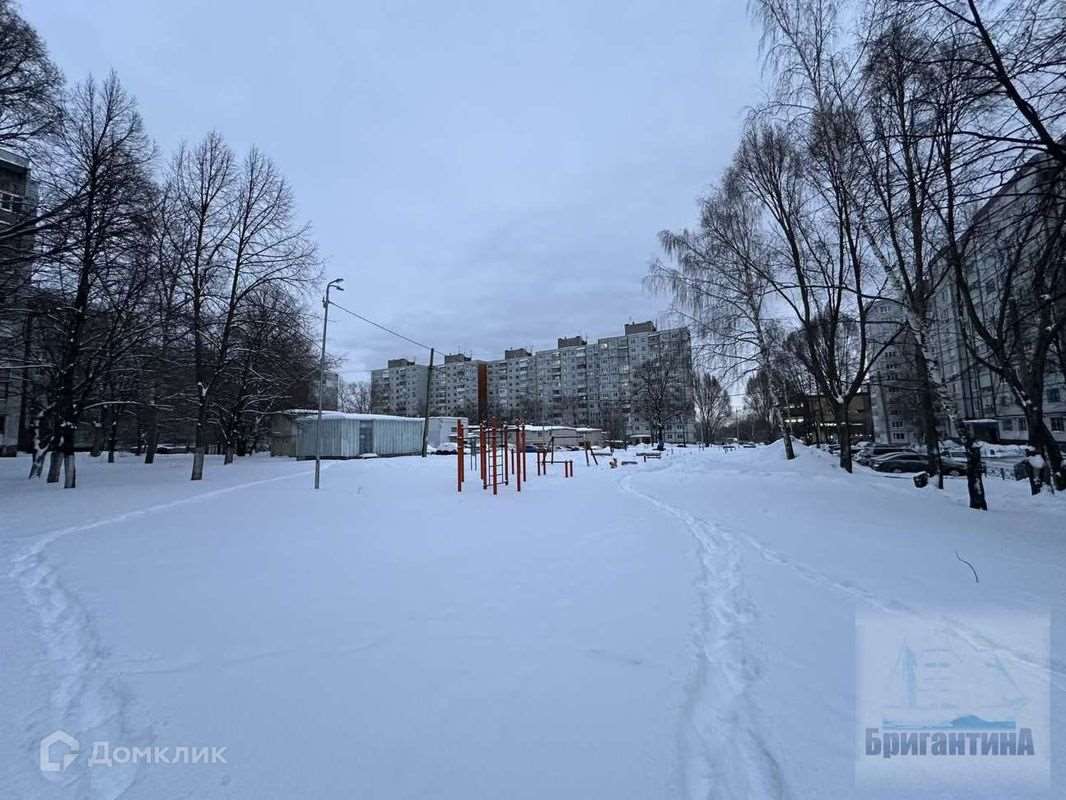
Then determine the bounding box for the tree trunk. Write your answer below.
[914,350,943,488]
[46,449,62,483]
[1026,411,1064,492]
[833,405,853,472]
[61,425,77,488]
[107,410,118,463]
[191,448,205,480]
[959,422,989,509]
[90,415,103,458]
[775,406,796,460]
[965,440,988,510]
[191,400,208,480]
[29,421,52,479]
[144,405,159,464]
[63,453,76,488]
[28,450,45,479]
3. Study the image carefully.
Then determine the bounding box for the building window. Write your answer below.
[1017,417,1027,431]
[893,433,906,441]
[1052,417,1065,432]
[0,190,23,213]
[1048,388,1061,404]
[1001,419,1013,431]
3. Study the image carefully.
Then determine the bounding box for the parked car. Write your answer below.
[937,457,969,476]
[870,452,968,475]
[869,452,928,473]
[856,443,916,465]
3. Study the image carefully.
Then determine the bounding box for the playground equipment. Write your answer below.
[535,449,573,478]
[457,419,584,495]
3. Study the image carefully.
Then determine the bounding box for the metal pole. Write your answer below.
[457,419,464,493]
[421,348,435,457]
[314,279,344,489]
[481,425,487,489]
[491,422,498,496]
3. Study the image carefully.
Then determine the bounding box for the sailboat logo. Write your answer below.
[881,637,1027,731]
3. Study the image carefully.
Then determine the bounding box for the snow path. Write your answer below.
[7,465,322,800]
[654,454,1066,696]
[722,516,1066,693]
[619,446,1065,799]
[620,463,787,800]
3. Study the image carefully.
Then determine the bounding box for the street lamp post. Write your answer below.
[315,278,344,489]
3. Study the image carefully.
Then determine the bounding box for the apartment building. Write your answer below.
[781,392,874,444]
[867,299,924,445]
[925,155,1064,445]
[430,353,480,417]
[0,149,35,456]
[369,358,429,417]
[370,322,696,442]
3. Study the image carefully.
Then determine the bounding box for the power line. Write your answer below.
[327,300,437,354]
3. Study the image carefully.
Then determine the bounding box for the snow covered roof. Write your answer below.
[281,409,422,422]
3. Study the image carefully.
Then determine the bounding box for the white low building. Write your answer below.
[271,411,467,459]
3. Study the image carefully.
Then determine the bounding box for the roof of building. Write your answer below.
[280,409,422,422]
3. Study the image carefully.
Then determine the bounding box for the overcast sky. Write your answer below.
[26,0,762,384]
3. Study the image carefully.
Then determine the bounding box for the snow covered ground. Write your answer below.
[2,444,1063,799]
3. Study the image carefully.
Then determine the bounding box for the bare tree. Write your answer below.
[943,155,1066,491]
[0,0,61,151]
[338,378,372,413]
[596,399,629,443]
[215,287,318,460]
[746,0,901,470]
[30,73,155,487]
[170,132,237,479]
[631,344,690,449]
[652,169,798,459]
[0,0,62,390]
[171,134,318,480]
[141,181,189,463]
[902,0,1066,169]
[692,370,732,444]
[853,9,955,481]
[909,14,1058,502]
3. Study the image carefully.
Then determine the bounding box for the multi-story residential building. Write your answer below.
[431,353,481,418]
[369,358,429,417]
[926,155,1066,446]
[0,149,35,456]
[311,369,340,412]
[780,392,874,444]
[867,299,924,445]
[370,322,696,442]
